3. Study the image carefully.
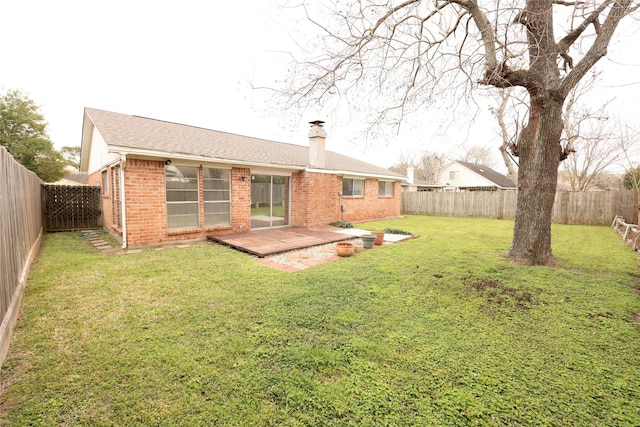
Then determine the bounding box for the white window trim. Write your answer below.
[165,165,200,231]
[203,167,232,227]
[378,180,394,197]
[342,177,365,197]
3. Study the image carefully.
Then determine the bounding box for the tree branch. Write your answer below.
[558,0,637,98]
[556,0,614,57]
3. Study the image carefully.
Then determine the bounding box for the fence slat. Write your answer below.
[402,190,636,225]
[0,147,43,367]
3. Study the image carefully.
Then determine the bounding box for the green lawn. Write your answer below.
[1,216,639,426]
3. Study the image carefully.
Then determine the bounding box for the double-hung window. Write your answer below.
[203,168,231,227]
[165,165,199,230]
[378,180,394,197]
[342,178,364,196]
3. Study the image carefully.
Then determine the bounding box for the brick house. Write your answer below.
[79,108,405,248]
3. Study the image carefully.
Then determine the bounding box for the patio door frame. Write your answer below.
[250,173,291,229]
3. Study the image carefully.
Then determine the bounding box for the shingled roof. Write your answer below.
[455,160,515,189]
[84,108,403,179]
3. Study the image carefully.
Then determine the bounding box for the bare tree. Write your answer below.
[388,151,417,176]
[492,71,623,192]
[417,151,445,182]
[560,73,621,191]
[282,0,638,265]
[489,87,526,185]
[615,121,640,218]
[389,150,445,183]
[459,145,498,168]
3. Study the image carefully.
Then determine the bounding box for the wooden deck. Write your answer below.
[207,226,353,257]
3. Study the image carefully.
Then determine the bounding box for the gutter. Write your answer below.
[86,156,121,177]
[306,167,407,182]
[119,154,128,249]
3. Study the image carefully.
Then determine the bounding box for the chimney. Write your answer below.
[308,120,326,168]
[407,166,415,185]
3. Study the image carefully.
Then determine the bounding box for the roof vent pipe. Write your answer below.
[308,120,326,169]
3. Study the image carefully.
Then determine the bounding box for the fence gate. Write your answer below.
[42,185,102,232]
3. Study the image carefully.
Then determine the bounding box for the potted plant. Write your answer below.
[361,234,376,249]
[371,231,384,245]
[335,241,355,257]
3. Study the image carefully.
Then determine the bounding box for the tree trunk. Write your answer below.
[508,95,564,266]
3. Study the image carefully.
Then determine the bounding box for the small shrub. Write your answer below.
[383,227,413,235]
[329,221,354,228]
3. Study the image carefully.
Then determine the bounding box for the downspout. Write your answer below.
[119,154,128,249]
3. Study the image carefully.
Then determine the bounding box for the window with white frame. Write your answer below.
[342,178,364,196]
[165,165,199,230]
[203,167,231,227]
[378,180,394,197]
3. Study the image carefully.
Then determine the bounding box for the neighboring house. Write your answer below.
[402,167,444,192]
[52,172,89,186]
[438,160,516,191]
[79,108,405,248]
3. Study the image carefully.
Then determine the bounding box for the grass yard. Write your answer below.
[1,215,639,426]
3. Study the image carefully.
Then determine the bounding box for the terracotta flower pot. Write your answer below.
[371,231,384,245]
[335,241,355,257]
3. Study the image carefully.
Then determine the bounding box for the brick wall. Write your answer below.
[94,160,401,246]
[292,172,401,227]
[89,168,122,243]
[230,168,252,231]
[124,159,166,246]
[95,159,251,247]
[341,179,402,223]
[291,171,342,226]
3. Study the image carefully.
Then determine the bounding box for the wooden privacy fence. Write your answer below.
[0,147,43,367]
[42,184,102,232]
[402,190,637,225]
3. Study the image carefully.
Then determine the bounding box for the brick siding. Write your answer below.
[89,168,122,243]
[340,179,402,223]
[93,160,401,247]
[292,172,401,227]
[291,171,342,227]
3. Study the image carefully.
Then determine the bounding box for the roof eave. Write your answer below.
[453,160,515,188]
[108,145,306,171]
[79,110,94,173]
[107,146,405,179]
[306,167,406,181]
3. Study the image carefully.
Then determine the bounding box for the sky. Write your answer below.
[1,1,639,172]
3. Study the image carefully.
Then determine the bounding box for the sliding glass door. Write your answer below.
[250,175,290,228]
